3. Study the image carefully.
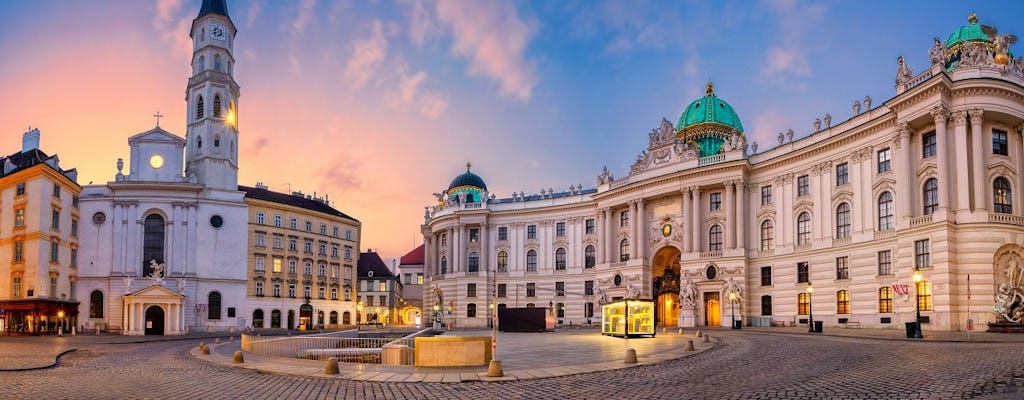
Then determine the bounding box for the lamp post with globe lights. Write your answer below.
[806,283,814,333]
[912,269,924,339]
[728,292,738,329]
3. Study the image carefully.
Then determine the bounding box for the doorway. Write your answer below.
[651,246,682,327]
[299,304,313,330]
[144,305,165,335]
[287,310,295,330]
[704,292,720,327]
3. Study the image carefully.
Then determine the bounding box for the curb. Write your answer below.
[0,348,77,372]
[738,329,1015,344]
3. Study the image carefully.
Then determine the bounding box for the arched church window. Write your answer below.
[200,28,205,41]
[198,55,205,72]
[196,95,204,119]
[90,290,103,318]
[142,214,165,276]
[213,94,222,117]
[197,136,203,149]
[214,134,221,147]
[214,54,222,71]
[208,291,222,320]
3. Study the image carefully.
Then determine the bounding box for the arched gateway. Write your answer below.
[651,246,682,327]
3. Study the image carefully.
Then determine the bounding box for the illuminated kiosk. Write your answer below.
[601,299,656,338]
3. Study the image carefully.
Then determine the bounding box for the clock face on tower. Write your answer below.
[211,24,225,40]
[150,154,164,169]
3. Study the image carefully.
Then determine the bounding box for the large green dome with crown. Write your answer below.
[675,82,745,158]
[945,12,990,49]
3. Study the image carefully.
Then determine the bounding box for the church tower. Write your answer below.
[185,0,239,190]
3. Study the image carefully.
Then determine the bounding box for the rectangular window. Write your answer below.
[761,296,773,316]
[556,222,566,237]
[257,212,265,224]
[526,282,536,297]
[527,225,537,240]
[585,302,595,318]
[71,219,78,237]
[835,163,849,186]
[467,304,476,318]
[331,245,339,258]
[13,240,23,262]
[709,192,722,211]
[344,288,351,301]
[404,273,411,284]
[15,208,25,228]
[273,236,282,249]
[469,228,479,242]
[305,221,312,232]
[318,242,327,255]
[53,184,61,198]
[288,284,296,298]
[52,209,60,229]
[498,227,508,241]
[365,296,373,306]
[555,281,565,297]
[50,277,57,297]
[836,256,849,280]
[254,256,265,271]
[345,246,352,260]
[878,250,892,275]
[378,295,385,305]
[879,287,893,313]
[304,239,312,253]
[13,276,22,297]
[272,283,281,297]
[417,274,423,284]
[837,290,851,314]
[274,215,282,227]
[331,288,338,300]
[71,249,78,267]
[290,218,297,229]
[557,302,565,318]
[467,283,477,298]
[797,175,810,196]
[288,259,297,274]
[585,219,595,234]
[917,281,932,311]
[797,293,809,315]
[273,258,282,273]
[289,238,298,251]
[345,229,352,240]
[16,182,25,196]
[319,264,327,277]
[72,195,79,208]
[255,281,264,296]
[585,280,594,296]
[760,266,772,286]
[320,287,327,300]
[761,185,773,205]
[877,148,892,173]
[255,233,266,247]
[620,210,629,227]
[497,283,507,298]
[320,224,327,235]
[379,281,386,291]
[915,239,930,268]
[51,242,59,263]
[797,262,809,283]
[333,227,339,237]
[993,129,1008,156]
[922,131,937,158]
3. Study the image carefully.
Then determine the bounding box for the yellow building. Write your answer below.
[240,183,360,330]
[0,129,82,334]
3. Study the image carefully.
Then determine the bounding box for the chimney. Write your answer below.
[22,128,40,153]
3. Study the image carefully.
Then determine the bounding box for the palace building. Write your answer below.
[421,14,1024,332]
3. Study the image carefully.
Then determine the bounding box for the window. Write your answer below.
[12,276,22,297]
[345,229,352,240]
[878,192,894,230]
[15,208,25,228]
[71,218,78,237]
[797,212,811,245]
[761,295,773,316]
[320,224,327,235]
[208,292,222,319]
[585,302,595,318]
[497,251,508,272]
[53,184,61,198]
[13,240,23,262]
[877,148,892,173]
[319,287,326,299]
[994,177,1012,214]
[417,274,423,284]
[761,185,773,205]
[290,218,297,229]
[468,252,479,272]
[555,248,566,270]
[527,225,537,240]
[255,233,266,247]
[836,257,849,280]
[797,293,810,315]
[72,195,79,208]
[556,222,566,237]
[797,175,809,196]
[143,214,165,276]
[916,281,932,311]
[620,210,629,227]
[344,246,352,260]
[585,245,596,268]
[255,282,264,296]
[289,238,297,251]
[760,266,772,286]
[555,281,565,296]
[273,236,283,249]
[49,277,57,297]
[272,283,281,297]
[331,245,339,258]
[318,262,326,277]
[305,221,312,231]
[922,131,936,158]
[585,219,595,234]
[497,283,507,298]
[879,287,893,313]
[835,163,849,186]
[256,212,265,224]
[196,96,205,119]
[51,242,59,262]
[923,178,939,215]
[557,302,565,318]
[469,228,479,242]
[288,259,297,274]
[878,250,892,275]
[585,280,594,296]
[304,239,312,253]
[90,290,103,318]
[274,215,282,227]
[526,250,537,271]
[16,182,25,196]
[254,256,265,271]
[708,225,723,252]
[760,220,774,251]
[710,192,722,211]
[213,94,222,117]
[333,227,339,237]
[619,239,630,261]
[71,249,78,267]
[318,242,326,255]
[835,203,851,239]
[301,285,310,299]
[52,209,60,229]
[526,282,536,297]
[836,290,850,314]
[467,283,477,298]
[344,288,351,301]
[440,256,448,274]
[993,129,1008,156]
[273,258,282,273]
[498,227,508,241]
[797,262,809,283]
[467,303,477,318]
[915,239,930,268]
[304,261,312,276]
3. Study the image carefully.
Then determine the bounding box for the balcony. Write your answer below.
[832,237,851,247]
[698,154,725,166]
[700,251,723,259]
[874,229,896,240]
[795,243,811,252]
[910,215,933,228]
[989,213,1024,226]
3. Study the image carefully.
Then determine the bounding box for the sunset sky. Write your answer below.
[1,0,1021,264]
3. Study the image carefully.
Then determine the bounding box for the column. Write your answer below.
[682,189,692,253]
[112,203,123,274]
[736,181,746,249]
[894,126,912,221]
[970,109,986,211]
[605,208,614,262]
[1016,126,1024,216]
[725,181,736,249]
[950,110,966,212]
[850,156,863,233]
[124,302,131,335]
[860,151,872,231]
[636,199,646,260]
[167,205,176,276]
[480,222,489,274]
[188,205,198,275]
[691,187,703,252]
[447,227,454,274]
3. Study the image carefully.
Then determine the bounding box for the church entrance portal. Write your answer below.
[704,293,720,327]
[652,246,681,327]
[144,306,165,335]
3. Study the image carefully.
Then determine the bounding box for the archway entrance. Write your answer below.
[287,310,295,330]
[651,246,681,327]
[299,304,313,330]
[144,306,165,335]
[704,293,720,327]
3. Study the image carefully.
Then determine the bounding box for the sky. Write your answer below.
[1,0,1022,263]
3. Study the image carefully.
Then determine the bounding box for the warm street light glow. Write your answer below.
[728,292,736,301]
[806,284,813,293]
[912,270,923,282]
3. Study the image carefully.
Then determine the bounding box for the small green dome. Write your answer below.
[945,13,990,48]
[676,83,744,133]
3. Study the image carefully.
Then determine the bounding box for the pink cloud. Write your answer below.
[344,20,390,88]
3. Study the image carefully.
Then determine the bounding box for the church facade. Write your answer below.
[422,14,1024,332]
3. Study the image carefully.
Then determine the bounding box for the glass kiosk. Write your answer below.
[601,299,656,338]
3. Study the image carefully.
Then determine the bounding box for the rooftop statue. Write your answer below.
[895,56,913,85]
[929,37,947,67]
[981,25,1018,65]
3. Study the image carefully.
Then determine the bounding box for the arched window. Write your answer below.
[878,287,893,313]
[760,295,772,316]
[467,303,477,318]
[836,290,850,314]
[342,311,351,324]
[526,249,537,271]
[213,94,222,117]
[196,136,203,149]
[923,178,939,215]
[708,225,723,252]
[143,214,165,276]
[994,177,1012,213]
[796,212,811,245]
[497,250,508,272]
[252,309,264,328]
[90,290,103,318]
[200,28,205,41]
[214,53,222,71]
[619,239,630,261]
[440,256,448,274]
[208,291,222,319]
[760,220,774,251]
[797,293,810,315]
[468,252,479,272]
[196,95,204,119]
[555,248,566,270]
[878,192,894,230]
[330,311,338,325]
[196,55,205,74]
[271,309,281,328]
[214,134,221,147]
[584,245,596,268]
[835,203,851,239]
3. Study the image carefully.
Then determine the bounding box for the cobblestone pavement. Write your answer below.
[2,331,1022,399]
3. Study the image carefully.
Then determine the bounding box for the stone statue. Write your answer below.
[116,158,124,174]
[993,259,1024,322]
[723,277,743,304]
[777,132,784,145]
[813,118,821,131]
[863,96,872,111]
[596,287,609,305]
[786,129,794,142]
[149,259,165,283]
[929,37,947,66]
[982,25,1018,65]
[625,282,641,299]
[177,278,186,294]
[679,278,698,308]
[895,56,913,84]
[853,100,861,115]
[750,142,758,154]
[824,114,832,128]
[124,275,134,294]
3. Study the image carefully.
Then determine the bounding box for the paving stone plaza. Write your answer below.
[2,328,1023,399]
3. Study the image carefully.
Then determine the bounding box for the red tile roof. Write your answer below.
[399,244,425,265]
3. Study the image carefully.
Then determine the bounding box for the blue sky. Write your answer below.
[1,0,1022,259]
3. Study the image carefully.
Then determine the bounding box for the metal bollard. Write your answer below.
[232,351,245,364]
[624,348,638,364]
[684,340,695,351]
[696,330,703,338]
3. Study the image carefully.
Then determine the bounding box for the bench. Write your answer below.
[842,321,862,328]
[771,320,786,327]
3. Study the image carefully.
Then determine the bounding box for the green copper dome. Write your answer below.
[945,13,990,48]
[676,83,744,133]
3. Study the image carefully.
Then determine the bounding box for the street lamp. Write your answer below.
[806,283,814,333]
[912,269,924,339]
[728,292,737,329]
[57,310,65,336]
